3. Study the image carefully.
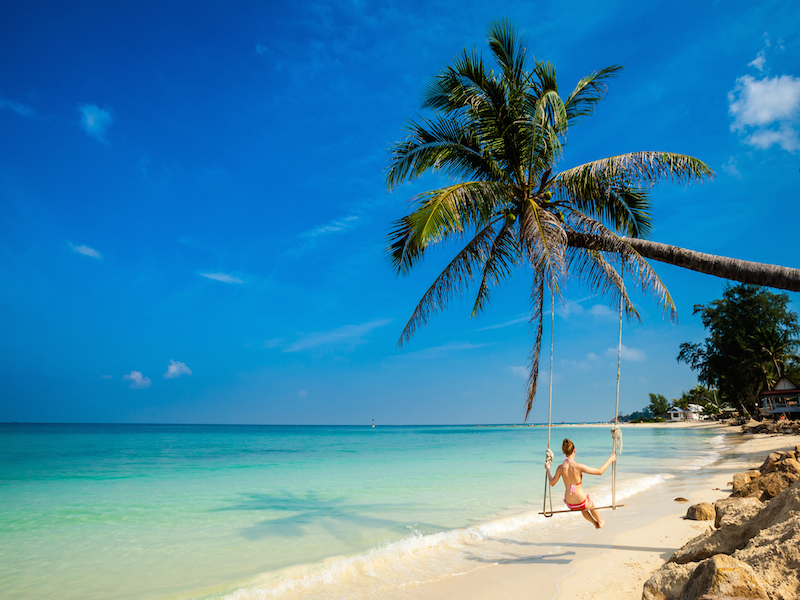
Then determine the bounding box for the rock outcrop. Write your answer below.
[642,563,696,600]
[743,420,800,435]
[728,449,800,500]
[713,497,762,529]
[685,502,715,521]
[679,554,768,600]
[643,448,800,600]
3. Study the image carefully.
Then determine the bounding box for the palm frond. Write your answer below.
[556,171,652,238]
[519,198,567,282]
[422,48,489,113]
[525,276,546,420]
[397,220,501,346]
[565,210,678,322]
[554,152,714,238]
[386,116,507,188]
[564,65,624,123]
[386,181,516,274]
[532,59,558,96]
[566,246,641,322]
[471,220,521,317]
[558,152,714,191]
[487,18,526,81]
[387,214,423,274]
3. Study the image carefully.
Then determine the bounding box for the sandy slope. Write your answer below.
[400,423,800,600]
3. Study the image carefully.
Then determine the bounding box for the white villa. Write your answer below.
[667,404,703,422]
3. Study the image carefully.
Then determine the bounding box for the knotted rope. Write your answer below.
[543,282,555,518]
[611,293,623,510]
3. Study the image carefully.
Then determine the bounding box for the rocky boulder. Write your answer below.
[730,470,797,500]
[686,502,715,521]
[732,472,752,494]
[713,497,762,529]
[759,451,798,474]
[672,479,800,565]
[642,562,696,600]
[679,554,768,600]
[734,512,800,600]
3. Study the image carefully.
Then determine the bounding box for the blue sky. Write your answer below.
[1,0,799,424]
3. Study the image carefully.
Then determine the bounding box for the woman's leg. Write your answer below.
[585,497,604,529]
[579,508,598,527]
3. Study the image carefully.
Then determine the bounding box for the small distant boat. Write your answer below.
[371,419,375,428]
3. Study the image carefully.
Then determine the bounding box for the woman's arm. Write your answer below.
[545,462,562,486]
[579,453,617,476]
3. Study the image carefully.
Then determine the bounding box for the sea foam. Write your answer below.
[223,469,691,600]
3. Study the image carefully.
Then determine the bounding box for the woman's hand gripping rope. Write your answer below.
[545,447,554,470]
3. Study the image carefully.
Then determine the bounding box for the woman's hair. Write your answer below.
[562,438,575,456]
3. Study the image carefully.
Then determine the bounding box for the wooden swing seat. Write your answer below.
[539,504,625,516]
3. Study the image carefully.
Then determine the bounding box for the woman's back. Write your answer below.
[561,458,584,499]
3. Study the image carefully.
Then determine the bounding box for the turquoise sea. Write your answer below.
[0,423,726,600]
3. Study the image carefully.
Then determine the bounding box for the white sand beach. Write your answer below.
[389,422,800,600]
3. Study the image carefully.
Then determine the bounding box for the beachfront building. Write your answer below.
[667,405,703,422]
[761,376,800,419]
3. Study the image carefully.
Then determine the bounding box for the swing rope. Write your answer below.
[543,279,555,518]
[542,286,624,517]
[610,293,624,510]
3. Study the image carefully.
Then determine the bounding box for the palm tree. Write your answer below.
[742,326,800,392]
[387,20,779,418]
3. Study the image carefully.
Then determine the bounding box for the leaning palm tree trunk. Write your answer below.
[567,233,800,292]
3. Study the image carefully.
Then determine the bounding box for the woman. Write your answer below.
[545,438,616,528]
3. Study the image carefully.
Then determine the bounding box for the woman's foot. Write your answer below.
[595,518,604,529]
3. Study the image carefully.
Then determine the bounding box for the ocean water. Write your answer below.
[0,423,726,600]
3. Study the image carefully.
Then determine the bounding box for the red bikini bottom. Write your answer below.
[565,494,590,510]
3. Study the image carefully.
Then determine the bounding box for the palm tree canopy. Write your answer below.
[386,20,714,418]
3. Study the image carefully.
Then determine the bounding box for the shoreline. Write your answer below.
[391,422,800,600]
[557,426,800,600]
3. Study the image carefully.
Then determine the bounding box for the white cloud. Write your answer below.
[284,318,393,352]
[589,304,615,318]
[262,338,282,349]
[748,51,766,72]
[164,360,192,379]
[557,300,585,318]
[728,74,800,153]
[745,126,800,152]
[200,272,244,284]
[722,156,742,179]
[256,44,269,56]
[396,341,490,360]
[560,357,594,371]
[79,104,113,142]
[586,352,598,361]
[123,371,152,389]
[298,390,308,397]
[68,241,102,259]
[304,215,359,238]
[605,344,646,362]
[729,75,800,128]
[0,96,35,117]
[477,316,528,331]
[509,365,528,379]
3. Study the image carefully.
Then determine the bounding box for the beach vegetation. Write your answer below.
[678,284,800,416]
[672,385,719,415]
[647,393,671,418]
[385,20,714,417]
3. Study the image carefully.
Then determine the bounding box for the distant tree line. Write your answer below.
[618,385,719,423]
[678,284,800,418]
[619,284,800,422]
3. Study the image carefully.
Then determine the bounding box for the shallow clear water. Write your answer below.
[0,423,724,600]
